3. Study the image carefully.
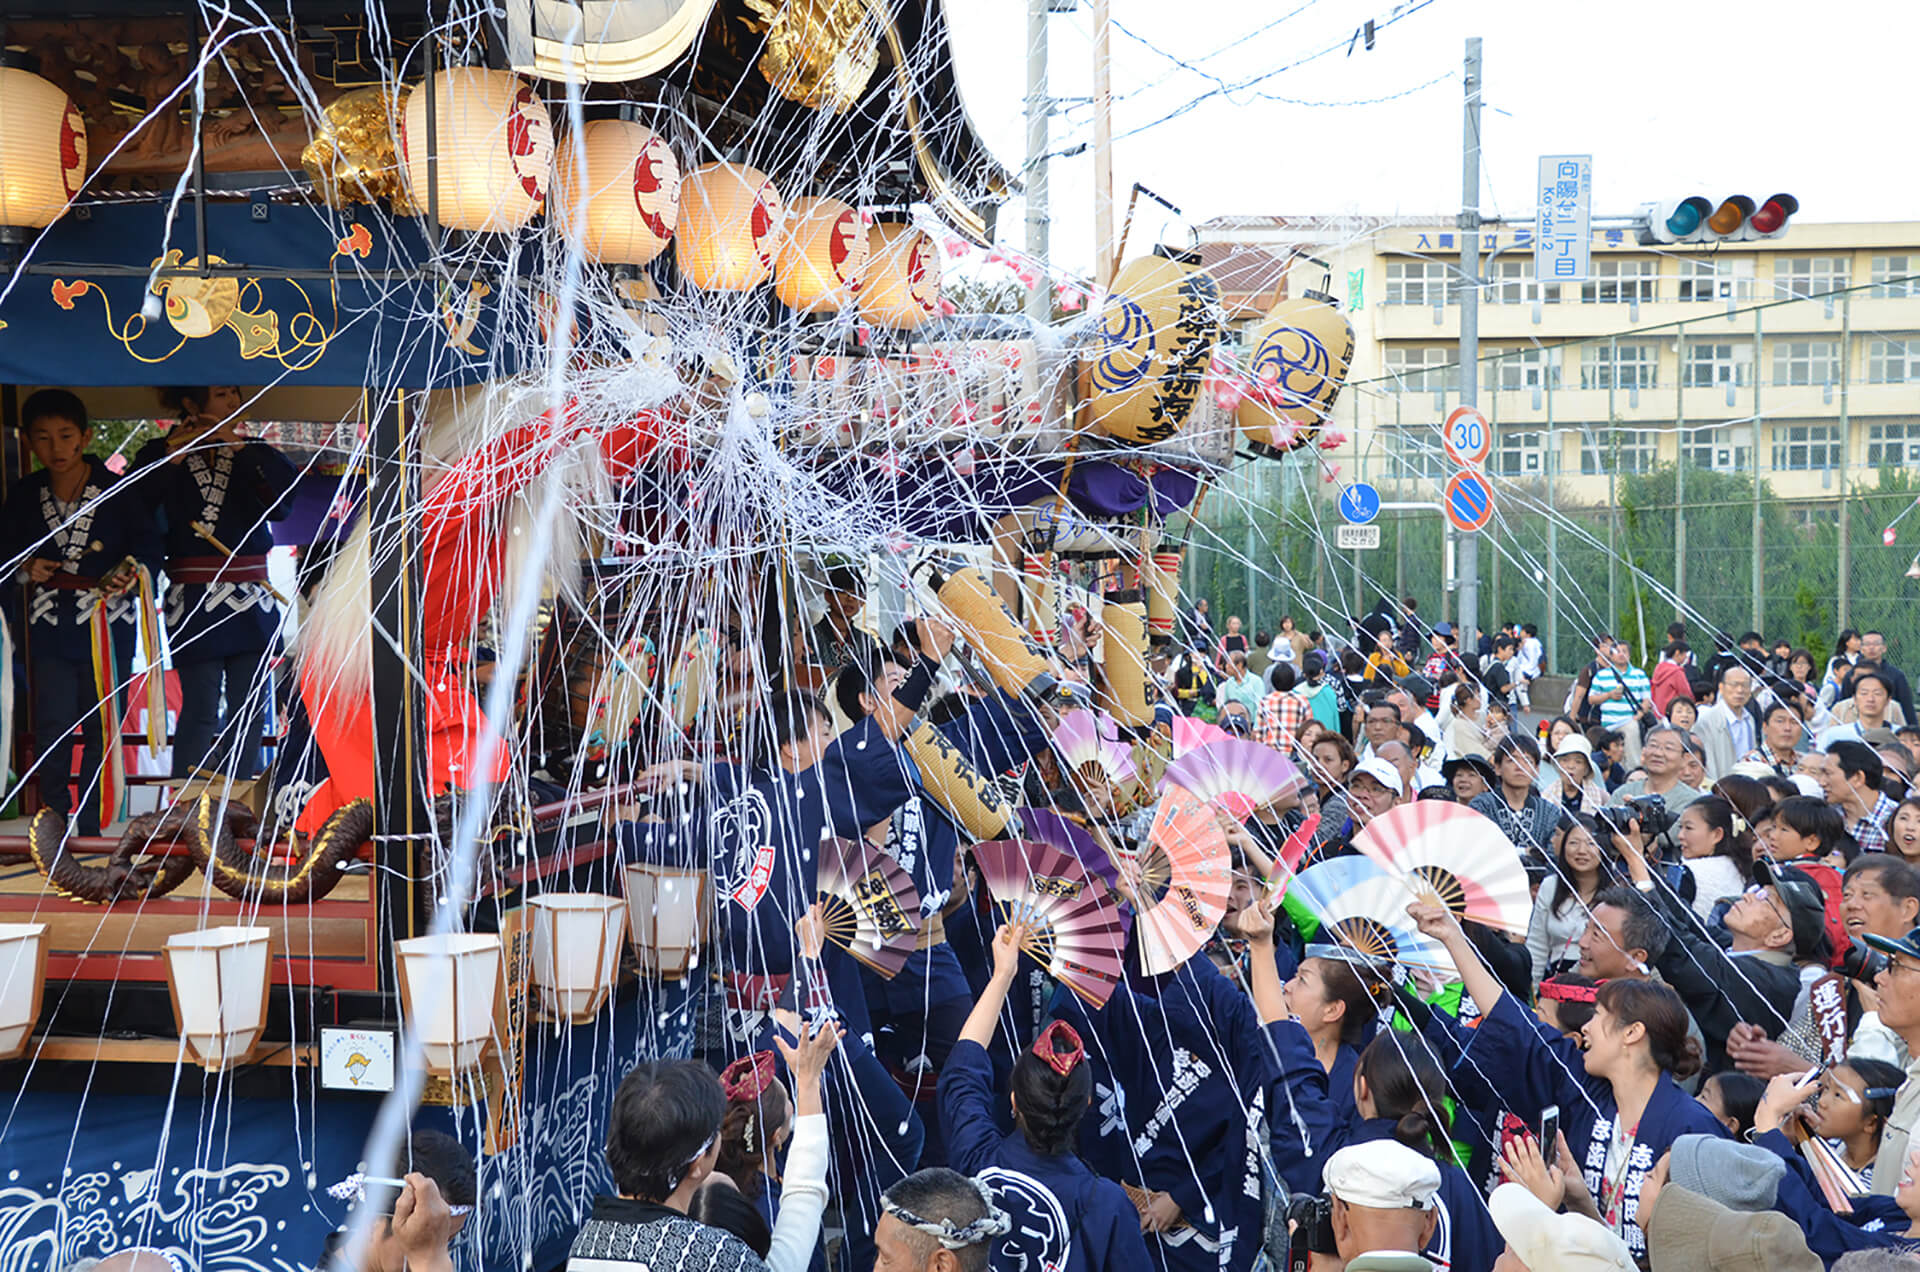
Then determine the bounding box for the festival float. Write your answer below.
[0,3,1353,1269]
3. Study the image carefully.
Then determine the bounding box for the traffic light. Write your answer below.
[1637,193,1798,244]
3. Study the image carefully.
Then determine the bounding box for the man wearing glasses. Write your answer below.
[1860,925,1920,1194]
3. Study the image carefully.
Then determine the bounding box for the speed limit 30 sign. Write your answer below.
[1442,406,1492,468]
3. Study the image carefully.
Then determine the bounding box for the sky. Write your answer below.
[945,0,1920,277]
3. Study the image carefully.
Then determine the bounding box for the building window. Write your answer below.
[1682,341,1753,388]
[1871,256,1919,299]
[1580,258,1659,304]
[1772,339,1842,386]
[1867,419,1920,467]
[1484,346,1562,392]
[1579,428,1655,475]
[1771,421,1842,471]
[1495,430,1546,477]
[1681,425,1752,472]
[1383,345,1453,392]
[1486,259,1561,305]
[1773,256,1851,301]
[1385,259,1456,306]
[1789,506,1837,533]
[1676,258,1755,302]
[1580,342,1659,390]
[1383,429,1447,480]
[1866,337,1920,383]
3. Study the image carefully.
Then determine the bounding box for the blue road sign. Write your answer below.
[1444,470,1494,533]
[1339,482,1381,526]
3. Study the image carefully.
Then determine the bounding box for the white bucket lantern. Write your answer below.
[0,66,87,232]
[0,922,47,1061]
[775,196,867,313]
[401,68,553,233]
[624,862,709,980]
[555,118,679,265]
[860,222,942,330]
[163,926,271,1071]
[677,162,783,291]
[528,894,625,1024]
[395,933,502,1074]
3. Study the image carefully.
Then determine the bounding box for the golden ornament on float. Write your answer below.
[554,118,679,265]
[0,66,86,231]
[860,221,941,330]
[775,195,867,312]
[1083,246,1221,446]
[1236,256,1355,455]
[400,68,552,233]
[677,162,783,291]
[303,86,416,214]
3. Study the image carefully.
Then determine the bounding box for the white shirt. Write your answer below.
[1517,637,1544,677]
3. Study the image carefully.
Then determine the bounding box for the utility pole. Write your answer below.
[1024,0,1053,324]
[1456,37,1483,644]
[1092,0,1114,288]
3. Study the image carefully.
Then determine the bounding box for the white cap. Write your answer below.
[1489,1183,1634,1272]
[1553,734,1593,762]
[1322,1141,1440,1210]
[1789,773,1824,798]
[1351,756,1405,798]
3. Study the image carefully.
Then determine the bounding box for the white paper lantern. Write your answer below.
[555,118,678,265]
[624,862,709,980]
[0,922,47,1061]
[0,67,86,230]
[775,196,867,313]
[677,163,783,291]
[860,222,942,330]
[395,932,502,1073]
[164,926,271,1071]
[401,68,552,233]
[528,894,625,1023]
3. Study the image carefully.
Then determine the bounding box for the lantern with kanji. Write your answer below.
[1083,246,1221,446]
[0,65,86,233]
[678,162,783,291]
[860,222,942,330]
[555,118,679,265]
[400,68,553,233]
[775,196,867,312]
[1236,258,1355,454]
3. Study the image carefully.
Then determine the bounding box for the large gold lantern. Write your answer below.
[1083,246,1221,445]
[775,196,867,312]
[400,68,553,233]
[677,162,783,291]
[860,222,942,330]
[0,66,86,233]
[1237,258,1355,453]
[555,118,679,265]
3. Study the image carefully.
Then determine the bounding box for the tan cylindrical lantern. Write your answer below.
[401,68,553,233]
[1021,553,1057,646]
[555,118,679,265]
[625,862,710,979]
[902,719,1016,842]
[1145,550,1181,644]
[1237,258,1355,452]
[528,894,626,1024]
[164,926,272,1071]
[927,561,1052,699]
[1098,594,1152,728]
[776,196,868,312]
[860,222,941,330]
[0,67,86,231]
[0,922,47,1061]
[678,162,783,291]
[1083,246,1221,445]
[395,933,502,1074]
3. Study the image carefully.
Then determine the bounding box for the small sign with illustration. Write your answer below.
[320,1026,397,1093]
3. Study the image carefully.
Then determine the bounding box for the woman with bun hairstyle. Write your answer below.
[940,922,1150,1272]
[1408,899,1729,1264]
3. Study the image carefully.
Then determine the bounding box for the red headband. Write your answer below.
[1539,979,1600,1004]
[1033,1020,1086,1077]
[721,1051,778,1103]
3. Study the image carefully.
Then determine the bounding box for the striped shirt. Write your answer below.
[1592,664,1653,728]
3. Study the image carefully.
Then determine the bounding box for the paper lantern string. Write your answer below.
[1538,977,1600,1004]
[325,1173,474,1217]
[1033,1019,1086,1077]
[721,1049,780,1103]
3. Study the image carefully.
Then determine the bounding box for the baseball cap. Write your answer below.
[1351,756,1405,798]
[1752,859,1832,962]
[1488,1183,1633,1272]
[1322,1141,1440,1211]
[1862,923,1920,964]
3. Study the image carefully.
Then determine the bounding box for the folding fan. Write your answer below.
[1287,855,1458,977]
[1168,715,1232,758]
[1351,801,1532,936]
[1051,709,1136,784]
[1116,784,1232,975]
[1165,739,1306,821]
[1017,806,1122,894]
[815,837,923,978]
[971,839,1126,1007]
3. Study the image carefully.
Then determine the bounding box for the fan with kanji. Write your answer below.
[1165,739,1306,821]
[971,839,1127,1006]
[1286,855,1457,977]
[1351,801,1531,935]
[816,837,923,978]
[1116,784,1232,975]
[1017,806,1122,895]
